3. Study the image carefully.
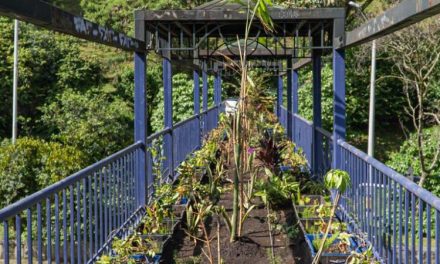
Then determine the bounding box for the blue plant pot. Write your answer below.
[148,254,161,264]
[180,197,188,204]
[305,234,358,264]
[130,254,147,262]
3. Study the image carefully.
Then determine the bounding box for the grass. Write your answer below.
[347,124,405,162]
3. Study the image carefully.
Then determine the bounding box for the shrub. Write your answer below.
[0,137,85,208]
[387,126,440,194]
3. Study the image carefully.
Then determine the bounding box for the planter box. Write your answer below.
[299,218,346,234]
[130,253,161,264]
[305,234,358,264]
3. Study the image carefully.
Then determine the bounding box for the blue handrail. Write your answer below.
[0,141,143,220]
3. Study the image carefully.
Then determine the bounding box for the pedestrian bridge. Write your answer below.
[1,0,440,263]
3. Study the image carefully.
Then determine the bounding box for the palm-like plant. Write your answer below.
[229,0,275,242]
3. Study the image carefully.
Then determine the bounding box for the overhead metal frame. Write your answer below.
[135,4,345,71]
[345,0,440,48]
[0,0,145,52]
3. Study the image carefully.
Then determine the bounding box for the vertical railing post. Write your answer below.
[214,63,221,125]
[202,61,208,135]
[162,33,173,180]
[134,20,146,207]
[292,67,299,143]
[287,58,293,140]
[312,48,323,176]
[277,67,283,118]
[194,67,201,148]
[332,19,346,170]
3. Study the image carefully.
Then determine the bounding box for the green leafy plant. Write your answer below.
[312,169,351,264]
[254,168,299,207]
[347,245,379,264]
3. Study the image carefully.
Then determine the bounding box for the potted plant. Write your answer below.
[306,232,358,264]
[311,169,351,264]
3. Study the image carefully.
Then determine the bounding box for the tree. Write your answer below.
[40,88,133,162]
[0,137,85,208]
[384,18,440,187]
[0,17,102,138]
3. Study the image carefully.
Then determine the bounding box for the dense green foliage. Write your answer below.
[40,88,133,162]
[388,127,440,194]
[0,18,102,137]
[298,48,405,131]
[0,137,85,208]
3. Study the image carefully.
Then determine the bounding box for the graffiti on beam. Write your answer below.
[73,16,139,49]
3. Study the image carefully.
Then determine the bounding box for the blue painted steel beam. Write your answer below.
[292,68,299,141]
[134,51,146,206]
[0,0,145,52]
[332,48,346,169]
[202,62,208,134]
[277,69,283,118]
[286,59,293,140]
[163,57,173,178]
[134,19,147,205]
[312,50,323,175]
[193,69,201,148]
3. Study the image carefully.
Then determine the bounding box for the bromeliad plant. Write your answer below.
[312,169,351,264]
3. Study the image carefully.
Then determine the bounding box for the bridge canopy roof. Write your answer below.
[135,0,345,70]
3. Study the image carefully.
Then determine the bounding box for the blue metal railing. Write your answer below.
[279,106,288,129]
[279,110,440,263]
[0,142,143,263]
[315,126,333,179]
[147,104,223,188]
[204,106,220,136]
[338,140,440,263]
[0,103,224,264]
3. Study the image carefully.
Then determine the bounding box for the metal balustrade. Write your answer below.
[278,110,440,263]
[204,106,220,136]
[0,104,224,264]
[338,140,440,264]
[314,126,333,179]
[0,142,143,264]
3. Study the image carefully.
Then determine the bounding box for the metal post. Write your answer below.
[277,69,283,118]
[194,68,201,148]
[202,61,208,134]
[292,68,299,142]
[332,48,346,169]
[312,49,323,175]
[12,19,19,144]
[134,20,146,207]
[218,70,222,106]
[163,57,173,180]
[287,59,293,140]
[368,40,376,157]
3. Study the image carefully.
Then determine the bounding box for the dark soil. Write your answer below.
[161,169,312,264]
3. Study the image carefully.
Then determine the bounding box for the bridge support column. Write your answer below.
[134,20,147,206]
[292,68,299,143]
[277,68,283,118]
[287,59,293,140]
[202,61,208,135]
[332,48,346,170]
[163,56,173,180]
[134,52,146,206]
[194,68,201,148]
[312,49,323,176]
[214,64,222,124]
